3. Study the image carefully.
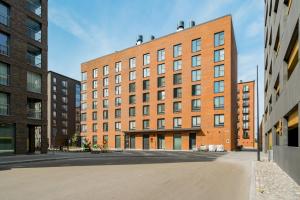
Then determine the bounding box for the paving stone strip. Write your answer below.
[255,161,300,200]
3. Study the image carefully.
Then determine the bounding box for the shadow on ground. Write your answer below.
[0,151,227,171]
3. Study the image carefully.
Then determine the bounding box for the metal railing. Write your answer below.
[26,0,42,17]
[0,14,9,26]
[0,104,9,115]
[26,26,41,42]
[26,53,41,68]
[0,44,9,56]
[27,108,41,119]
[0,74,9,86]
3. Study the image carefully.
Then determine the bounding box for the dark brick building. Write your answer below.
[0,0,48,154]
[47,71,81,148]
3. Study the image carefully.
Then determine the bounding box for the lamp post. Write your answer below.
[257,65,260,161]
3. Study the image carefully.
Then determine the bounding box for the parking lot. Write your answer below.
[0,151,255,200]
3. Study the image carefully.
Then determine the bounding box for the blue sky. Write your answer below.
[48,0,264,118]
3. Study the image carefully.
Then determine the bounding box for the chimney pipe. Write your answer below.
[177,21,184,31]
[190,20,195,27]
[136,35,143,45]
[150,35,155,40]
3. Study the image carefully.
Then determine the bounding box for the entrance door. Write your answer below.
[157,134,165,149]
[173,134,182,150]
[130,135,135,149]
[189,133,196,150]
[143,135,149,150]
[125,135,130,149]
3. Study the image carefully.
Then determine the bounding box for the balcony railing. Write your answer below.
[26,0,42,17]
[0,14,9,26]
[0,104,9,115]
[0,44,9,56]
[0,74,9,86]
[27,108,41,119]
[26,53,41,68]
[27,26,41,42]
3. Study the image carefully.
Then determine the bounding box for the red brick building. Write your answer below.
[237,81,255,148]
[81,15,237,151]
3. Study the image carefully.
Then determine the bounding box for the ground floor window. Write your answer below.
[157,134,165,149]
[0,123,15,153]
[287,108,298,147]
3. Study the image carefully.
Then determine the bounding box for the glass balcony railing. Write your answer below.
[26,53,41,68]
[27,108,41,120]
[26,0,41,17]
[27,26,41,42]
[0,103,9,115]
[0,14,9,26]
[0,44,9,56]
[0,74,9,86]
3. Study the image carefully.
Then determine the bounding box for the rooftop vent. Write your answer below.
[177,21,184,31]
[136,35,143,45]
[190,20,195,27]
[150,35,155,40]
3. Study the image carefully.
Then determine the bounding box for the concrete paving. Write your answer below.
[0,151,255,200]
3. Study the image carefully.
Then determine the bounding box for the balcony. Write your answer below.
[26,0,42,17]
[26,18,41,42]
[0,103,9,115]
[27,99,41,120]
[27,46,41,68]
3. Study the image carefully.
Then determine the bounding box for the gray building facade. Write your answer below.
[264,0,300,184]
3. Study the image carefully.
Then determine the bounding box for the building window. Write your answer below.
[103,123,108,131]
[243,85,249,92]
[214,114,224,127]
[192,55,201,67]
[173,44,182,57]
[173,101,182,113]
[143,67,150,77]
[81,93,86,101]
[115,74,122,84]
[243,114,249,121]
[92,123,97,132]
[192,116,201,127]
[143,105,150,116]
[115,122,121,131]
[81,124,87,133]
[143,120,150,129]
[92,80,97,89]
[115,62,122,73]
[173,73,182,85]
[92,101,97,109]
[143,53,150,65]
[143,80,150,90]
[103,110,109,119]
[0,92,9,115]
[157,103,165,114]
[214,31,224,47]
[173,117,182,128]
[129,57,136,69]
[284,25,298,79]
[157,49,165,62]
[92,111,97,120]
[92,90,98,99]
[81,113,87,121]
[27,71,41,93]
[129,82,135,92]
[243,122,249,129]
[157,64,165,75]
[214,81,224,93]
[214,96,224,109]
[157,90,165,101]
[173,87,182,98]
[192,38,201,52]
[103,88,109,97]
[129,121,136,130]
[0,32,9,56]
[157,118,165,129]
[115,86,121,95]
[0,62,9,86]
[129,107,135,117]
[81,72,87,81]
[143,93,150,102]
[81,103,87,110]
[81,83,87,91]
[0,2,9,26]
[93,68,98,78]
[192,70,201,81]
[129,71,136,81]
[214,64,224,77]
[103,65,109,76]
[243,107,249,114]
[103,77,109,87]
[243,131,249,139]
[115,97,122,106]
[115,109,121,118]
[129,95,136,104]
[173,60,182,71]
[192,84,201,96]
[103,99,109,108]
[214,49,225,62]
[192,99,201,111]
[157,77,165,88]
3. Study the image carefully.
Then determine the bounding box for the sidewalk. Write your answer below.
[255,157,300,200]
